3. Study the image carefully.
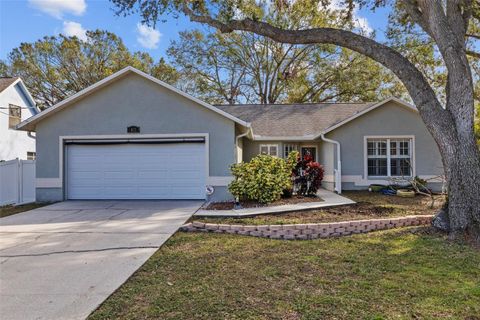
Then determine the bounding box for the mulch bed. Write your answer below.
[320,202,395,217]
[204,195,323,210]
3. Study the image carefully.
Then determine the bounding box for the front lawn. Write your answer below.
[89,228,479,320]
[195,191,445,225]
[0,202,49,218]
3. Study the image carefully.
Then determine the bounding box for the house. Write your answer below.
[16,66,444,202]
[0,77,38,161]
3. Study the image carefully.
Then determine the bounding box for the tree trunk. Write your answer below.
[436,130,480,242]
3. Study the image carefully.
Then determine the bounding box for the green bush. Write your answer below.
[228,152,298,204]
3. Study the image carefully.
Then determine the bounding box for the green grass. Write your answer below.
[195,191,446,225]
[89,228,480,320]
[0,202,49,218]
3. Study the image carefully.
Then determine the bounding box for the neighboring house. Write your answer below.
[16,66,444,202]
[0,77,38,161]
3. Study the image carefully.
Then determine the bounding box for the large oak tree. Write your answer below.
[167,2,404,105]
[113,0,480,241]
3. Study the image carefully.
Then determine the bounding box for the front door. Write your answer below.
[301,147,316,161]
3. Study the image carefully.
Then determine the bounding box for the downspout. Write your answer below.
[27,131,36,139]
[320,133,342,194]
[235,125,252,163]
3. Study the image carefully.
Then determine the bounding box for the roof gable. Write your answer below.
[0,77,19,93]
[217,97,417,140]
[319,97,417,136]
[0,77,38,116]
[16,67,249,131]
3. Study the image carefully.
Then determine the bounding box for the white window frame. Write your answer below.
[364,135,415,178]
[259,144,279,157]
[283,144,298,158]
[27,152,36,160]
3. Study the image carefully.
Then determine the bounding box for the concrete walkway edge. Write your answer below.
[195,189,355,217]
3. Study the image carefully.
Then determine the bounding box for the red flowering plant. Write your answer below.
[292,151,325,196]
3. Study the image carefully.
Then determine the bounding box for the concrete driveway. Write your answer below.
[0,200,201,320]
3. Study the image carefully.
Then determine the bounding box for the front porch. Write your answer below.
[239,138,342,193]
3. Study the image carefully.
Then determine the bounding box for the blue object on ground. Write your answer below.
[381,188,397,196]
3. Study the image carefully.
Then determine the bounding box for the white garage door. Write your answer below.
[66,142,206,200]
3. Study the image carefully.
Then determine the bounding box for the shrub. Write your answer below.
[229,153,297,204]
[293,153,324,196]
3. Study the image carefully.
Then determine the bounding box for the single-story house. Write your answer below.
[16,66,444,202]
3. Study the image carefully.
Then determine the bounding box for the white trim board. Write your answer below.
[341,175,444,186]
[323,175,445,185]
[16,66,250,131]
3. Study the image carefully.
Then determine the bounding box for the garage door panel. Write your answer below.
[68,171,101,180]
[67,143,206,200]
[137,170,169,179]
[69,187,104,198]
[103,186,138,197]
[103,170,136,179]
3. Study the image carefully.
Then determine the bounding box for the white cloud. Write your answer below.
[136,23,161,49]
[29,0,86,19]
[325,0,373,34]
[354,17,373,34]
[62,21,87,41]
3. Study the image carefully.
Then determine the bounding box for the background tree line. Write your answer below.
[0,1,478,143]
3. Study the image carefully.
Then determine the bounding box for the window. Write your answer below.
[259,144,278,157]
[27,152,36,160]
[284,144,298,158]
[366,137,413,177]
[8,104,21,128]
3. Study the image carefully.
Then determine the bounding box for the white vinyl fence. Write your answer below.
[0,159,35,206]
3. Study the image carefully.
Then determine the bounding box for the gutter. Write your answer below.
[320,133,342,194]
[235,125,252,163]
[27,131,36,139]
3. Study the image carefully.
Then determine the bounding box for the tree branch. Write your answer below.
[466,33,480,40]
[181,4,453,138]
[467,50,480,59]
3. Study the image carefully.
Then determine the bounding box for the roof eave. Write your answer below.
[252,135,316,141]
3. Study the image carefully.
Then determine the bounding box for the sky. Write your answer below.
[0,0,392,63]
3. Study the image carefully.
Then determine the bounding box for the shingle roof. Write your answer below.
[215,102,377,137]
[0,77,19,93]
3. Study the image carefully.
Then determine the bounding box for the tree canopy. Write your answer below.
[168,28,404,105]
[0,30,179,109]
[166,1,405,105]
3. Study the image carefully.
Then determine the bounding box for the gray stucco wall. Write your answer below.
[325,101,444,191]
[35,72,236,201]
